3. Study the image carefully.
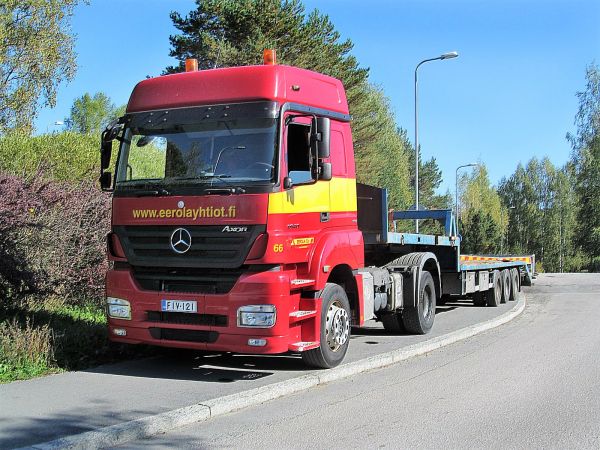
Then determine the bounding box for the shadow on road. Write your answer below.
[0,401,172,449]
[84,349,312,384]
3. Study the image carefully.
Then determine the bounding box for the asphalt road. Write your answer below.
[1,281,521,448]
[118,273,600,449]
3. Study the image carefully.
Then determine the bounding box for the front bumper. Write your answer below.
[106,265,310,354]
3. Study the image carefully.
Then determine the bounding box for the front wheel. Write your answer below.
[302,283,351,369]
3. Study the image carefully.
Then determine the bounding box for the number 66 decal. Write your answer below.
[273,243,284,253]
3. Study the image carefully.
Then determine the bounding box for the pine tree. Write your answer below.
[166,0,413,208]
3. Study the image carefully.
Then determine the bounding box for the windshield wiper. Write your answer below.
[188,174,246,194]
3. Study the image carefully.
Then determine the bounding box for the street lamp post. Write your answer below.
[455,163,478,236]
[414,51,458,233]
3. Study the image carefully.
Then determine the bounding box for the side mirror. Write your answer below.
[100,140,112,170]
[100,171,112,191]
[283,176,293,190]
[319,162,332,181]
[316,117,330,158]
[311,117,330,159]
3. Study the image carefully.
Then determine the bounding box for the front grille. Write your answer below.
[149,327,219,343]
[147,311,227,327]
[132,266,243,294]
[114,225,265,269]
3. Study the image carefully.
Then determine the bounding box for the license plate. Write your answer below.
[161,300,197,313]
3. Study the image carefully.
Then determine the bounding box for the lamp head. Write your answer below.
[441,51,459,60]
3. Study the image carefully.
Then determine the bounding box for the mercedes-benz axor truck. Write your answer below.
[100,50,533,368]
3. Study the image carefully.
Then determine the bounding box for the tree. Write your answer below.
[498,157,581,272]
[0,0,79,134]
[352,87,412,210]
[166,0,413,208]
[459,164,503,254]
[406,144,452,210]
[568,64,600,270]
[65,92,121,135]
[460,210,499,254]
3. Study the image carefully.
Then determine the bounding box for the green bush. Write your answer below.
[0,131,167,184]
[0,131,99,182]
[0,129,167,381]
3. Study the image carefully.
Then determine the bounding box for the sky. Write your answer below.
[34,0,600,194]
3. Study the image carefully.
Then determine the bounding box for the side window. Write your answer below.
[287,122,313,185]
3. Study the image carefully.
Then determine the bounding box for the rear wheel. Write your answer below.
[402,270,436,334]
[509,268,520,301]
[486,270,502,307]
[501,269,511,303]
[302,283,351,369]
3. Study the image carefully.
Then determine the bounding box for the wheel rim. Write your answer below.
[325,300,350,352]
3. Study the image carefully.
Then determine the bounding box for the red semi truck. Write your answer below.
[100,51,533,368]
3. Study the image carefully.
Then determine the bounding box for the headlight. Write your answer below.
[107,297,131,320]
[237,305,276,328]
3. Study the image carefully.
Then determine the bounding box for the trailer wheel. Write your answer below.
[302,283,351,369]
[509,268,520,301]
[473,291,486,307]
[486,270,502,307]
[402,270,436,334]
[501,269,511,303]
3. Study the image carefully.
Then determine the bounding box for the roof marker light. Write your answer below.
[263,49,276,65]
[185,58,198,72]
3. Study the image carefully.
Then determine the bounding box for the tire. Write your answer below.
[379,312,406,333]
[302,283,351,369]
[402,270,436,334]
[473,291,486,307]
[509,268,520,301]
[486,270,502,307]
[501,269,511,303]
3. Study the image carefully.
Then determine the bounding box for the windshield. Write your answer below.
[115,114,277,189]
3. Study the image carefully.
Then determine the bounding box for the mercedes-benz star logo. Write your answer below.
[170,228,192,254]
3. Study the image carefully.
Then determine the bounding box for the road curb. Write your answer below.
[27,295,526,450]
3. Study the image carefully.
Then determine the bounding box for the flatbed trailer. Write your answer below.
[356,183,532,325]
